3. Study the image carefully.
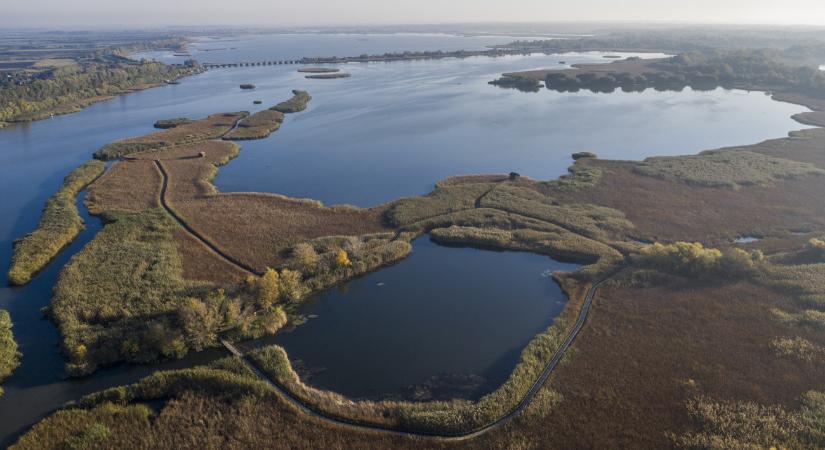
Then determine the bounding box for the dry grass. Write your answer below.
[8,160,105,285]
[556,158,825,244]
[675,391,825,448]
[93,112,246,160]
[271,90,311,114]
[86,160,161,213]
[634,150,825,189]
[224,109,284,140]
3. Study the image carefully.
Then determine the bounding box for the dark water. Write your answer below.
[0,33,813,444]
[243,238,579,400]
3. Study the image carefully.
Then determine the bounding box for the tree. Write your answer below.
[293,243,320,271]
[257,268,280,308]
[336,249,352,268]
[279,269,304,302]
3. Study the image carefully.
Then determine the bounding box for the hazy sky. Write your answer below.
[4,0,825,28]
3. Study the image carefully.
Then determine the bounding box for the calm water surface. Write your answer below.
[244,238,578,400]
[0,33,814,444]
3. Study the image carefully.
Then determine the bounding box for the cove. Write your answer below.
[242,238,579,401]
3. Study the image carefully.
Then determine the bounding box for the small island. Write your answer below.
[305,72,352,79]
[297,67,341,73]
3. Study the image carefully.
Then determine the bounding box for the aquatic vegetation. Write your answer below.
[430,225,622,276]
[8,160,105,285]
[387,183,493,227]
[93,112,247,160]
[153,118,192,129]
[675,391,825,448]
[478,185,632,240]
[224,109,284,140]
[305,73,351,79]
[634,150,825,189]
[270,90,311,113]
[636,242,762,278]
[246,303,571,435]
[770,336,824,363]
[0,311,20,396]
[297,68,340,73]
[771,308,825,331]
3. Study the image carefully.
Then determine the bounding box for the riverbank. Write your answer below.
[0,61,202,125]
[7,50,825,448]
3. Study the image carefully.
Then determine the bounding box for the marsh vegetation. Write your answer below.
[7,160,105,285]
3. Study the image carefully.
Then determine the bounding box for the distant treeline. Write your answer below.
[542,50,825,96]
[500,29,825,64]
[0,60,198,123]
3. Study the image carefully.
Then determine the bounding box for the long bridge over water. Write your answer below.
[202,60,304,69]
[199,48,527,70]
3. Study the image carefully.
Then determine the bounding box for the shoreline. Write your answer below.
[6,48,825,447]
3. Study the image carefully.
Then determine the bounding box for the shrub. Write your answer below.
[256,269,280,308]
[676,391,825,448]
[335,249,352,268]
[292,243,320,271]
[637,242,761,279]
[770,337,824,363]
[279,269,304,302]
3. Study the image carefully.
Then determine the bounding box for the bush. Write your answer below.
[637,242,761,278]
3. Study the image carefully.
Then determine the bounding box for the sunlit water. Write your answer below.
[0,33,813,444]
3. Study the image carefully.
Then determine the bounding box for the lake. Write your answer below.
[0,32,813,445]
[243,238,579,400]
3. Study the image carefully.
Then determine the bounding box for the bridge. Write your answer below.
[202,59,305,69]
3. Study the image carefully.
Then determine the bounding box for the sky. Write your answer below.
[3,0,825,28]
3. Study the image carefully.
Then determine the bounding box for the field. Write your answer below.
[11,58,825,448]
[93,112,247,160]
[224,109,284,140]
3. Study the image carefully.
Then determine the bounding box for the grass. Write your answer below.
[8,160,105,285]
[271,90,312,113]
[51,208,194,375]
[50,207,290,376]
[770,336,825,363]
[224,109,284,140]
[93,112,247,160]
[478,184,632,241]
[634,150,825,189]
[305,73,352,79]
[153,118,192,129]
[0,310,20,396]
[247,297,573,435]
[11,363,420,450]
[430,225,623,277]
[675,391,825,448]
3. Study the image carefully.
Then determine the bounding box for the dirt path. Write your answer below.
[220,272,617,441]
[153,159,262,276]
[154,156,618,440]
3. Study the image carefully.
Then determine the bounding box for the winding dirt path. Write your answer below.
[221,272,618,441]
[153,159,262,276]
[153,156,619,440]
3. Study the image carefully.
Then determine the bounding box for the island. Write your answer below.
[5,29,825,450]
